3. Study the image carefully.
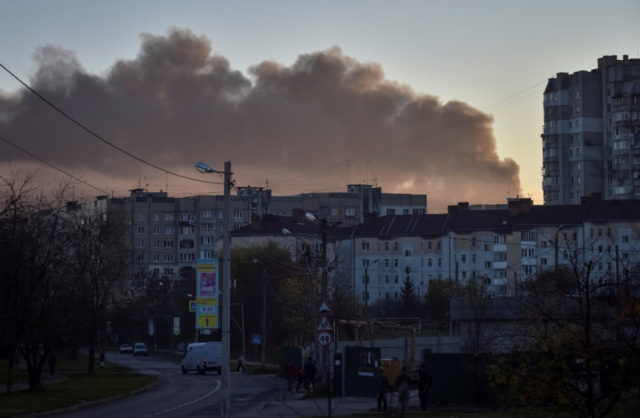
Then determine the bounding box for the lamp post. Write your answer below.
[195,161,232,418]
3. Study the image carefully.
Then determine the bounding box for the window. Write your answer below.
[136,253,144,261]
[345,207,356,217]
[200,236,214,246]
[484,261,491,268]
[362,241,370,251]
[164,240,174,248]
[180,226,194,235]
[438,258,442,267]
[461,271,466,279]
[622,235,630,243]
[180,253,195,262]
[137,240,145,249]
[233,209,242,219]
[137,226,145,233]
[394,259,399,267]
[472,254,476,263]
[541,258,548,265]
[405,266,411,274]
[200,250,214,259]
[136,211,144,221]
[461,254,466,263]
[384,242,389,251]
[394,242,399,251]
[394,276,399,284]
[180,212,194,221]
[153,212,160,221]
[201,209,213,218]
[384,259,389,267]
[152,225,160,234]
[385,275,389,284]
[428,258,433,267]
[164,213,174,221]
[163,254,174,262]
[428,242,432,250]
[484,244,491,251]
[200,223,214,232]
[495,252,507,261]
[541,241,548,248]
[386,209,395,215]
[405,250,411,256]
[153,240,160,248]
[152,254,160,262]
[164,267,174,275]
[403,209,410,215]
[164,226,174,235]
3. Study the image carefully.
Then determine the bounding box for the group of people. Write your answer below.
[377,361,432,416]
[284,356,317,392]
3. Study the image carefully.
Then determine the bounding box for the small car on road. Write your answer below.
[133,342,148,356]
[119,344,133,353]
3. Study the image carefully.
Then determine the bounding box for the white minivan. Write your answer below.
[181,342,222,374]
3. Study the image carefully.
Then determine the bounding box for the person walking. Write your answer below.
[376,367,390,412]
[236,353,246,373]
[303,357,317,392]
[285,358,297,391]
[418,361,432,410]
[396,366,412,417]
[99,351,105,368]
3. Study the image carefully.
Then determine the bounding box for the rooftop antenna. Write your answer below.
[137,167,141,188]
[144,176,148,191]
[165,173,169,194]
[366,160,371,184]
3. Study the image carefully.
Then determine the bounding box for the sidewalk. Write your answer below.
[233,376,423,418]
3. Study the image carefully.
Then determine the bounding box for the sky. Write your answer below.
[1,0,639,211]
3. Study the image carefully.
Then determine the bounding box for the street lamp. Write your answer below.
[195,161,232,418]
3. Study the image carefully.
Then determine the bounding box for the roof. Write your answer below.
[231,214,354,239]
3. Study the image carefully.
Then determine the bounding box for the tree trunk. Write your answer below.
[26,363,43,391]
[5,349,15,394]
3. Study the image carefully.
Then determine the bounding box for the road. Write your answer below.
[54,352,281,418]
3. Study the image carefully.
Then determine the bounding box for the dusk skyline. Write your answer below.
[1,0,639,210]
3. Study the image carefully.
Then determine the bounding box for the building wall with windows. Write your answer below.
[542,55,640,204]
[351,196,640,304]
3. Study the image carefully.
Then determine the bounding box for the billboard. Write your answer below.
[196,258,219,298]
[195,259,220,329]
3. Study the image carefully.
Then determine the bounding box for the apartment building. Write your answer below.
[94,184,425,282]
[351,196,640,304]
[542,55,640,205]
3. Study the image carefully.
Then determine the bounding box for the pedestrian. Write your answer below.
[418,361,432,410]
[236,353,246,373]
[376,367,390,412]
[99,351,105,368]
[285,358,297,391]
[296,367,305,392]
[396,366,411,417]
[303,357,317,392]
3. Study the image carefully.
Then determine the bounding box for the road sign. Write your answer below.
[197,314,218,329]
[318,316,333,331]
[319,302,331,313]
[195,298,219,329]
[251,334,262,345]
[188,300,197,312]
[318,331,332,346]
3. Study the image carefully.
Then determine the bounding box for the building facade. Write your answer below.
[350,196,640,304]
[542,55,640,205]
[95,185,425,282]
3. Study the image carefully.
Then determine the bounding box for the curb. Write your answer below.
[28,375,159,417]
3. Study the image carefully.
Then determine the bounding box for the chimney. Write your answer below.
[447,205,457,215]
[250,212,262,230]
[508,197,533,216]
[291,208,306,224]
[457,202,469,211]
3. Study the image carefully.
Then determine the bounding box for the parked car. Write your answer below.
[133,342,148,356]
[181,342,222,374]
[119,344,133,353]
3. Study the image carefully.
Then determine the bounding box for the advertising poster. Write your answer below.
[196,258,219,298]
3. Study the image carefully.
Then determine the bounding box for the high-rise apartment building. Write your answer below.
[542,55,640,204]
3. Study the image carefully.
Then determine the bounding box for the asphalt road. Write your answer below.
[54,352,280,418]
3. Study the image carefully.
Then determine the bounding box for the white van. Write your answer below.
[181,342,222,374]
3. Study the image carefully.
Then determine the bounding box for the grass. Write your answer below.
[0,359,26,385]
[0,355,156,418]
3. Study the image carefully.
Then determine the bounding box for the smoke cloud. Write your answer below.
[0,28,521,211]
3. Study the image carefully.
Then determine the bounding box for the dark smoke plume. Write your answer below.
[0,28,521,211]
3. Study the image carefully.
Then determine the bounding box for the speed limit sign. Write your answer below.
[317,331,332,346]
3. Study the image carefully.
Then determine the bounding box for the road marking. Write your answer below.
[144,380,222,417]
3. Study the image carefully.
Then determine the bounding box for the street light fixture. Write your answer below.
[195,160,232,418]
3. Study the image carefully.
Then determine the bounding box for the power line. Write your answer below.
[0,134,109,195]
[0,62,221,186]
